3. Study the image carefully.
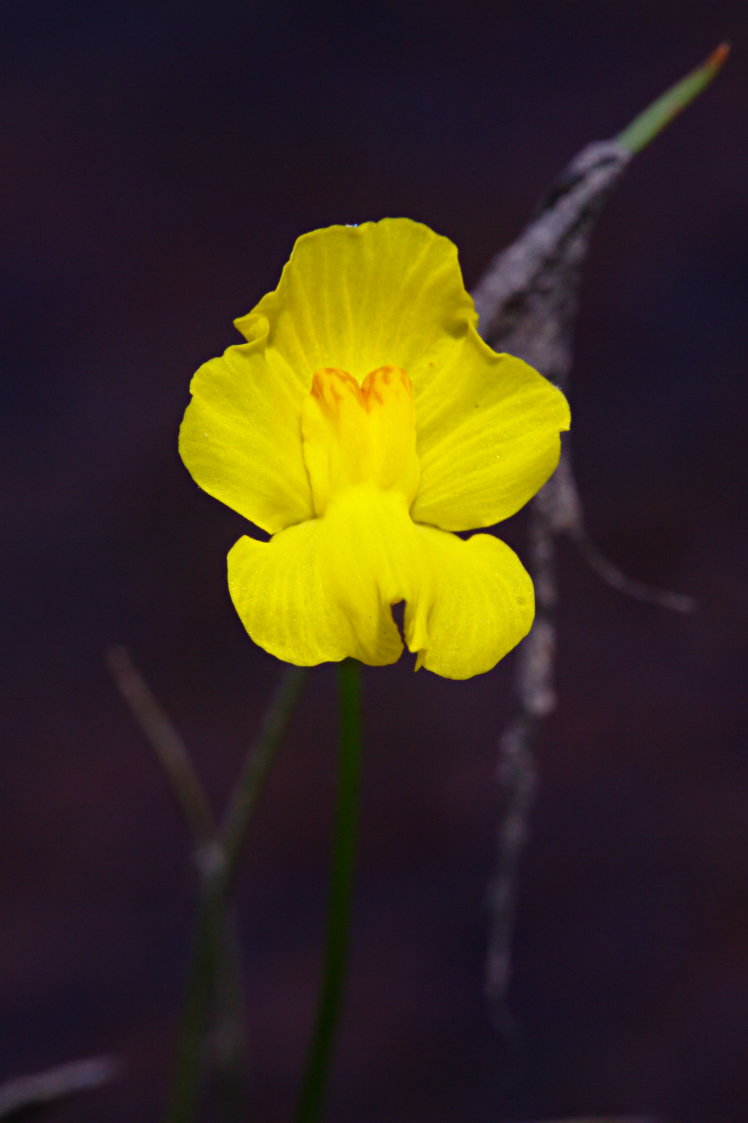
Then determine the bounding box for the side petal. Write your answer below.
[235,218,477,384]
[408,527,534,679]
[227,514,404,668]
[179,336,313,535]
[411,332,570,531]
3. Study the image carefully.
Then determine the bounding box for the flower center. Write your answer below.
[301,366,420,516]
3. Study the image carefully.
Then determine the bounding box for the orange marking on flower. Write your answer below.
[301,365,419,515]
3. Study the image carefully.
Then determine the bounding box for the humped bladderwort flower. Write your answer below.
[179,218,570,679]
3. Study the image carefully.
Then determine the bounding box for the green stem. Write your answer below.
[295,659,362,1123]
[617,42,729,154]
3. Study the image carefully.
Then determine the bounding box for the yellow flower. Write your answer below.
[179,219,569,679]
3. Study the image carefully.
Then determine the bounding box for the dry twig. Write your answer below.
[474,42,725,1022]
[0,1056,119,1119]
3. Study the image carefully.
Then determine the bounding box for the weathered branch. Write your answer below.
[474,139,630,1023]
[0,1056,119,1119]
[550,451,695,612]
[476,43,723,1023]
[474,140,630,386]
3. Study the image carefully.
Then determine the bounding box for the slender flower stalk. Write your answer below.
[295,659,362,1123]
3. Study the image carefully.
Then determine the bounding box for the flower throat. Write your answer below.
[300,366,420,517]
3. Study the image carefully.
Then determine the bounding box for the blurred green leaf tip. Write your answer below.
[617,41,730,154]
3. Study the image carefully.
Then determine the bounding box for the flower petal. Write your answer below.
[179,334,313,535]
[227,218,569,534]
[227,480,533,678]
[227,491,413,668]
[411,332,570,531]
[235,218,476,384]
[407,527,534,679]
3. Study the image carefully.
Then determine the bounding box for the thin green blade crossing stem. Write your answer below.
[166,862,227,1123]
[295,659,362,1123]
[164,666,308,1123]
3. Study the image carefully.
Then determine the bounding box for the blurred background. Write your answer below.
[2,1,747,1120]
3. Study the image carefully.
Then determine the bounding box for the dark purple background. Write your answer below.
[2,1,747,1120]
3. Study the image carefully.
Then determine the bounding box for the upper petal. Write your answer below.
[179,333,313,535]
[411,332,570,531]
[230,217,568,533]
[181,217,568,543]
[235,218,477,385]
[180,218,475,535]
